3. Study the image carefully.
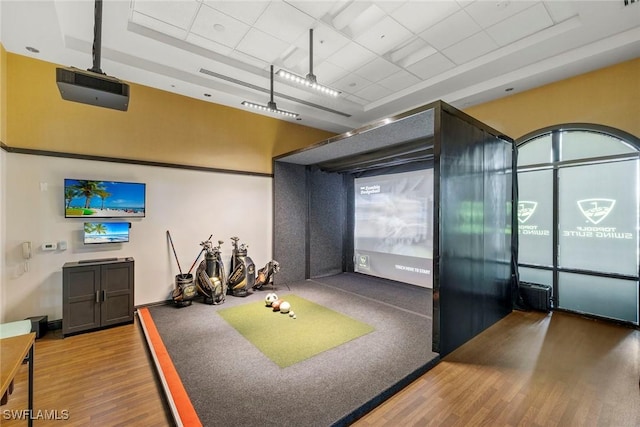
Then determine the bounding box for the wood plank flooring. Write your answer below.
[1,310,638,426]
[354,310,640,427]
[0,318,173,426]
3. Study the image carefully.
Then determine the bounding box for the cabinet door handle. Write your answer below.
[102,290,107,302]
[96,291,100,303]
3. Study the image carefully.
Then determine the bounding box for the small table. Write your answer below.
[0,332,36,427]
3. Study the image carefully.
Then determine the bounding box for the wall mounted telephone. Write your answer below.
[22,241,32,259]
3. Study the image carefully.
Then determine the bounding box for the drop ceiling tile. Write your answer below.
[464,0,538,28]
[253,1,316,43]
[487,3,553,47]
[326,42,378,72]
[235,28,291,64]
[442,31,498,65]
[378,69,422,92]
[202,1,269,25]
[279,46,309,72]
[374,1,404,15]
[185,32,234,56]
[406,52,455,80]
[228,49,269,70]
[328,2,386,38]
[289,23,351,60]
[345,93,369,106]
[331,73,373,94]
[190,4,250,48]
[313,60,349,84]
[131,0,199,30]
[354,16,413,56]
[355,83,394,102]
[130,11,187,40]
[286,0,341,20]
[388,37,437,68]
[391,1,461,34]
[543,1,578,23]
[419,10,481,50]
[354,57,401,82]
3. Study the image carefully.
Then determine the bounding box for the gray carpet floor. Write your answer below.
[145,273,439,426]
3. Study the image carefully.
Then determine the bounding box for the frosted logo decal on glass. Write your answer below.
[517,201,537,223]
[559,159,638,276]
[564,198,632,240]
[577,199,615,225]
[517,201,550,236]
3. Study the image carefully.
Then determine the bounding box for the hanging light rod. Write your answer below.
[276,29,341,97]
[242,65,299,118]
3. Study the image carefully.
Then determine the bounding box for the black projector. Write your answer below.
[56,67,129,111]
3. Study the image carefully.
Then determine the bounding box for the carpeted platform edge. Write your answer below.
[137,307,202,427]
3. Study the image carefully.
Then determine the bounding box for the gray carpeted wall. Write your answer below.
[273,161,307,285]
[273,163,347,282]
[309,167,346,278]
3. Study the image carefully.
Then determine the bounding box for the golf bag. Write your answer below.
[227,236,255,297]
[195,239,227,304]
[253,260,280,290]
[167,230,197,307]
[172,274,197,307]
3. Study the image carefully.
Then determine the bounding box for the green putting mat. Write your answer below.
[218,294,374,368]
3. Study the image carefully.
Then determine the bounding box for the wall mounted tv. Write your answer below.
[65,179,146,218]
[84,222,131,244]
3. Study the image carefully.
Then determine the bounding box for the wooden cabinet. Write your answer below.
[62,258,134,337]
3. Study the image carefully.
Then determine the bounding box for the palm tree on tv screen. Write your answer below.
[95,189,112,210]
[84,223,107,235]
[72,180,106,209]
[65,187,81,209]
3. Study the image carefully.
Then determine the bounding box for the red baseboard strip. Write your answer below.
[138,307,202,427]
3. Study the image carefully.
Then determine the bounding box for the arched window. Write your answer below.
[517,124,639,325]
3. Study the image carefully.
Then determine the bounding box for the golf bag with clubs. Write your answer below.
[195,238,227,304]
[253,260,280,290]
[167,230,197,307]
[227,236,255,297]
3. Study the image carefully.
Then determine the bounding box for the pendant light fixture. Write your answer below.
[242,65,299,118]
[276,29,341,97]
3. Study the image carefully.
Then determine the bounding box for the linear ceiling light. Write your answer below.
[276,29,341,97]
[242,65,299,118]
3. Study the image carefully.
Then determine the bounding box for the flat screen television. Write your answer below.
[84,222,131,244]
[65,179,146,218]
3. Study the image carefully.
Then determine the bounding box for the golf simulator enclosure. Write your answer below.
[273,101,515,356]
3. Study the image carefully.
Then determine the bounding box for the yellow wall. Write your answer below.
[0,45,6,143]
[464,57,640,141]
[5,53,334,174]
[4,53,639,173]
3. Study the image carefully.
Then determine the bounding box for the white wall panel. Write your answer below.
[2,152,272,322]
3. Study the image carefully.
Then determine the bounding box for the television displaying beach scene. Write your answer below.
[65,179,146,218]
[84,222,130,244]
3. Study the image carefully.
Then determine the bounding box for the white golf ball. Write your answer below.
[280,301,291,313]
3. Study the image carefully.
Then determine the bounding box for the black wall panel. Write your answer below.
[434,110,513,356]
[273,162,307,285]
[308,168,346,278]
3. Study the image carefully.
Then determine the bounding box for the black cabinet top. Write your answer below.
[63,257,134,268]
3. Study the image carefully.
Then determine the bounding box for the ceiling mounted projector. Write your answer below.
[56,67,129,111]
[56,0,129,111]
